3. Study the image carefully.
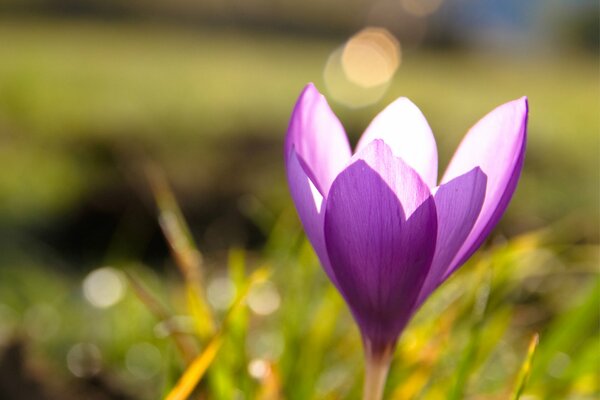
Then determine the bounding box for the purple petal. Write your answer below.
[323,140,437,352]
[355,97,438,188]
[415,168,487,308]
[286,149,339,287]
[284,83,352,195]
[441,97,528,279]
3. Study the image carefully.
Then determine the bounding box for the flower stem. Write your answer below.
[362,342,393,400]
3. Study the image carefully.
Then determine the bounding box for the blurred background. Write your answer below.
[0,0,598,399]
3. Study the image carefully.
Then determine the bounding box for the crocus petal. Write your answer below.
[355,97,438,188]
[415,168,487,308]
[324,140,437,352]
[441,97,528,279]
[286,149,339,287]
[284,83,352,195]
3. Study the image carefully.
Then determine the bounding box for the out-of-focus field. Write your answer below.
[0,18,598,399]
[0,19,598,231]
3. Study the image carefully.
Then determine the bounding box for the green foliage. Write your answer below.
[0,17,597,399]
[0,198,597,399]
[0,18,597,238]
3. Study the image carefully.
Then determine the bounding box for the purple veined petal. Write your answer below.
[286,149,339,288]
[441,97,528,280]
[323,140,437,353]
[415,168,487,308]
[355,97,438,188]
[284,83,352,195]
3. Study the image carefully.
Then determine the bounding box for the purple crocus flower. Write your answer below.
[285,83,527,398]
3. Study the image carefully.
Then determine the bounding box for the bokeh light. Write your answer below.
[547,352,571,378]
[82,267,126,309]
[246,330,285,360]
[247,358,269,380]
[247,281,280,316]
[367,2,429,49]
[342,27,401,88]
[324,27,401,108]
[401,0,444,17]
[316,367,351,396]
[207,275,236,310]
[0,1,596,397]
[66,343,102,377]
[154,316,196,338]
[125,342,162,379]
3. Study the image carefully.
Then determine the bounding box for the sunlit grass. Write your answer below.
[0,17,597,399]
[0,17,597,236]
[0,192,597,398]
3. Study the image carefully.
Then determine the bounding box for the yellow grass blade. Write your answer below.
[165,267,270,400]
[165,333,224,400]
[510,333,540,400]
[185,283,214,338]
[146,164,216,338]
[256,361,282,400]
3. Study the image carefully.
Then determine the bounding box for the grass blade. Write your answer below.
[510,333,540,400]
[146,163,216,338]
[165,267,270,400]
[256,361,282,400]
[165,334,224,400]
[448,266,492,400]
[126,271,198,364]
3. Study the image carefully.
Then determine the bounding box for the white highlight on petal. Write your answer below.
[355,98,438,187]
[309,179,324,213]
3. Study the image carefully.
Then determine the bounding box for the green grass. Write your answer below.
[0,203,597,399]
[0,17,597,399]
[0,17,597,236]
